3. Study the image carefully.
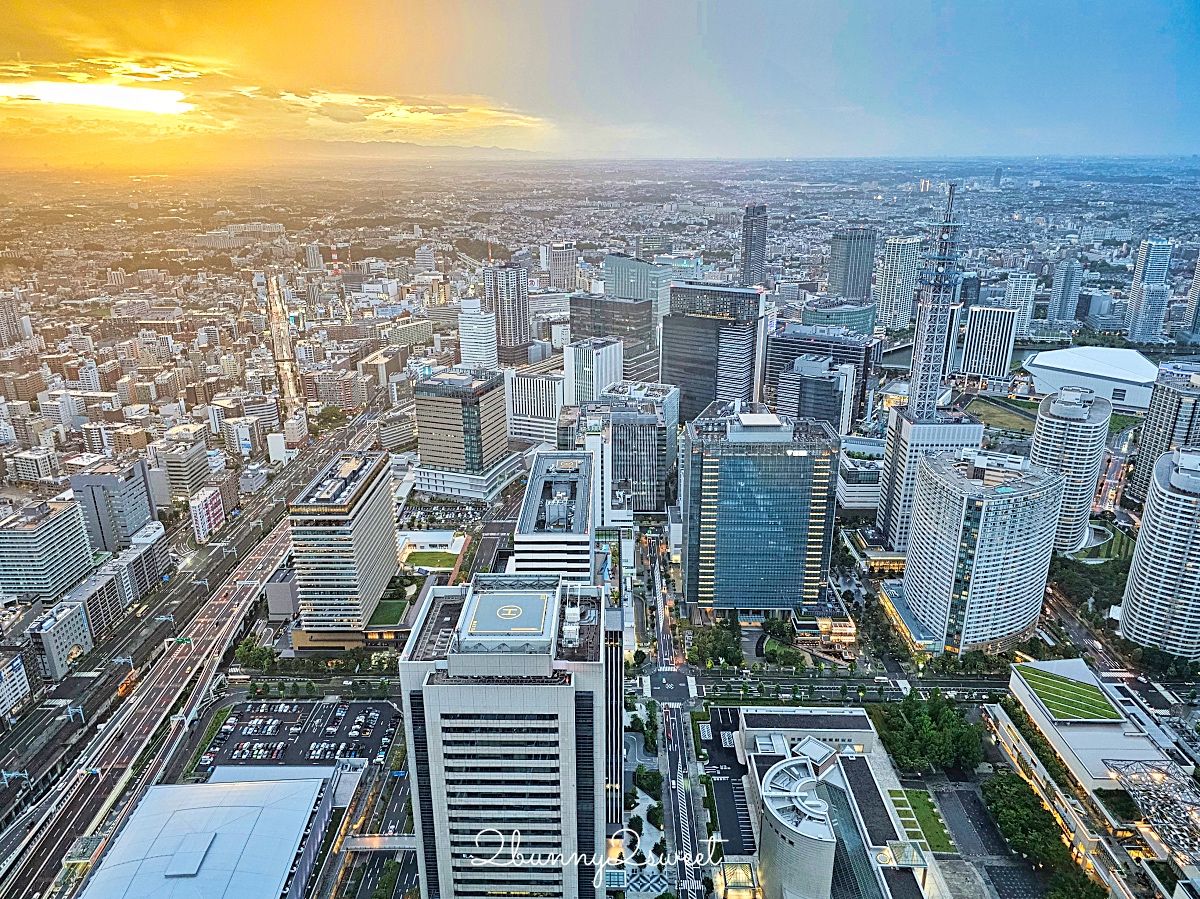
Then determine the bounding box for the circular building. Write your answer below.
[757,757,836,899]
[1122,448,1200,660]
[1031,387,1112,553]
[903,450,1064,655]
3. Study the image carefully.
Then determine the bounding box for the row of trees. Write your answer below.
[629,701,659,754]
[982,772,1107,899]
[686,617,744,667]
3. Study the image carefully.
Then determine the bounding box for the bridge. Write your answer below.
[343,834,417,852]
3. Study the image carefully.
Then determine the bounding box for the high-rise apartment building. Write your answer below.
[305,243,324,270]
[400,573,608,899]
[414,368,519,500]
[1126,239,1173,343]
[1003,271,1038,338]
[1122,447,1200,660]
[0,502,92,602]
[457,297,498,369]
[70,458,153,554]
[901,450,1063,654]
[681,403,837,613]
[483,263,531,365]
[740,203,769,287]
[569,292,657,382]
[661,282,766,421]
[563,337,623,406]
[1049,259,1084,322]
[828,227,878,299]
[290,452,397,644]
[763,320,882,420]
[872,235,922,330]
[1185,256,1200,333]
[877,185,984,552]
[1128,365,1200,504]
[603,253,672,320]
[1031,387,1112,553]
[959,305,1018,381]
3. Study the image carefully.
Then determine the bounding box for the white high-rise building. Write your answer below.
[400,573,608,899]
[1031,388,1112,553]
[511,452,597,580]
[548,240,579,291]
[457,297,498,369]
[415,245,436,272]
[305,243,324,270]
[1004,271,1038,338]
[959,305,1018,380]
[903,450,1064,654]
[1185,256,1200,333]
[1122,447,1200,660]
[563,336,623,406]
[872,235,921,330]
[290,452,397,640]
[1126,239,1173,342]
[1049,259,1084,322]
[503,369,565,443]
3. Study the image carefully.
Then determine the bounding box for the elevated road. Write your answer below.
[1,522,293,898]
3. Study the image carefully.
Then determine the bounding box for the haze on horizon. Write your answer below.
[0,0,1196,171]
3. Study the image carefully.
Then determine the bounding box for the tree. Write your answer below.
[761,619,792,642]
[647,802,664,830]
[633,649,647,667]
[628,814,643,836]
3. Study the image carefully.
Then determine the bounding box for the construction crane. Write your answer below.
[266,273,303,419]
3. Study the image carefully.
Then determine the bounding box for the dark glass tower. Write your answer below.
[740,202,768,287]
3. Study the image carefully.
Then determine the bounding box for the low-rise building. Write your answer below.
[27,600,92,680]
[0,651,30,718]
[189,486,225,544]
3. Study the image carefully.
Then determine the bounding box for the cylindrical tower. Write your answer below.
[1122,448,1200,660]
[1031,387,1111,553]
[757,758,836,899]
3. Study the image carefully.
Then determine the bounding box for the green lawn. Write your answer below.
[1016,664,1121,720]
[964,398,1034,433]
[368,599,408,627]
[404,550,459,569]
[904,790,956,853]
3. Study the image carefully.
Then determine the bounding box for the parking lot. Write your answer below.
[196,700,399,775]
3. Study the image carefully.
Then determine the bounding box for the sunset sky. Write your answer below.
[0,0,1196,170]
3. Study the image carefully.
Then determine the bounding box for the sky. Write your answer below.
[0,0,1196,170]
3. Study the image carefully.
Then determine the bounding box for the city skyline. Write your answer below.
[0,0,1196,170]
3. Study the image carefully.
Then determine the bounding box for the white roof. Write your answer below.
[1025,347,1157,387]
[80,779,324,899]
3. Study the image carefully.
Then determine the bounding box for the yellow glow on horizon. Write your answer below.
[0,81,193,115]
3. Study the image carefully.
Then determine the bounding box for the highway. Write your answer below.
[0,406,383,896]
[2,522,293,898]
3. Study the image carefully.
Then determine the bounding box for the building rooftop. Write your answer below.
[78,778,325,899]
[599,381,678,403]
[516,453,593,537]
[742,708,872,732]
[290,451,387,514]
[1025,346,1158,387]
[0,501,76,532]
[414,367,503,397]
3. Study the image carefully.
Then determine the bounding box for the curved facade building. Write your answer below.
[757,757,836,899]
[1031,387,1111,553]
[903,450,1064,654]
[1122,448,1200,660]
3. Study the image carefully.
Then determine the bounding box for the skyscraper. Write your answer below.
[603,252,672,321]
[740,202,768,287]
[681,403,837,613]
[400,573,608,899]
[563,336,623,406]
[872,235,922,330]
[483,263,531,365]
[1004,271,1038,338]
[569,292,657,382]
[902,450,1063,654]
[1031,387,1112,553]
[827,227,878,299]
[548,240,580,290]
[661,282,766,421]
[0,502,93,602]
[457,297,498,369]
[290,452,397,645]
[1121,447,1200,660]
[1128,365,1200,504]
[1126,239,1173,343]
[305,243,324,270]
[877,185,984,552]
[1049,259,1084,322]
[774,355,855,436]
[763,320,882,420]
[959,305,1018,381]
[1186,256,1200,333]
